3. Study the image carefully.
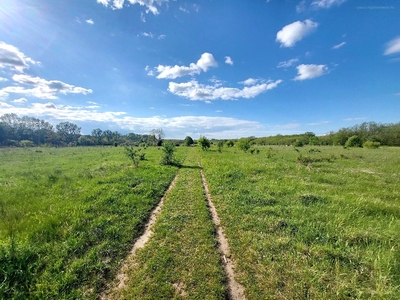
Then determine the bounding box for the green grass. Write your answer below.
[114,147,227,299]
[199,146,400,299]
[0,146,181,299]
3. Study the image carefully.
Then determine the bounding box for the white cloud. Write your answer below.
[306,120,330,126]
[158,34,166,40]
[1,74,93,99]
[86,19,94,25]
[96,0,167,14]
[142,32,154,38]
[225,56,234,65]
[277,58,299,68]
[0,101,262,138]
[168,79,282,101]
[344,117,366,121]
[276,19,318,47]
[294,64,329,81]
[0,42,39,72]
[332,41,346,49]
[140,12,146,22]
[312,0,347,9]
[13,97,28,103]
[0,77,8,82]
[384,36,400,55]
[154,53,217,79]
[239,78,260,85]
[179,6,189,13]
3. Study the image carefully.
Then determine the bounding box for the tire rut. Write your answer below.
[101,174,179,299]
[198,161,246,300]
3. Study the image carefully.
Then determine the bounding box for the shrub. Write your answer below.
[183,136,194,146]
[197,136,211,151]
[363,141,381,149]
[293,140,303,147]
[345,135,362,148]
[236,138,251,152]
[225,140,234,147]
[124,146,145,167]
[217,140,224,152]
[160,141,179,166]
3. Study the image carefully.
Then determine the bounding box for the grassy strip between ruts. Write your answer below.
[111,147,227,299]
[0,146,181,299]
[199,145,400,299]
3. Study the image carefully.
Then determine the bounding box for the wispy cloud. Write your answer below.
[276,19,318,47]
[96,0,168,15]
[0,77,9,82]
[344,117,366,121]
[168,79,282,101]
[384,36,400,55]
[306,120,330,126]
[277,58,299,68]
[312,0,347,9]
[225,56,234,65]
[151,53,218,79]
[294,64,328,81]
[332,41,346,49]
[85,19,94,25]
[142,32,154,38]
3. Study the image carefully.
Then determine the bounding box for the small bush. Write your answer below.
[363,141,381,149]
[236,138,251,152]
[293,140,303,147]
[345,135,362,148]
[124,146,145,167]
[160,141,179,166]
[197,136,211,151]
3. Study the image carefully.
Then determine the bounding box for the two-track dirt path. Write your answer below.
[102,148,245,299]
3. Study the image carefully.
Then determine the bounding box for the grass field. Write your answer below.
[1,145,399,299]
[199,145,400,299]
[0,146,180,299]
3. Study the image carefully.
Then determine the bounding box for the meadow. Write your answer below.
[200,145,400,299]
[1,144,399,299]
[0,146,180,299]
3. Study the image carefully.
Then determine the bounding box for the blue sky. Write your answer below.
[0,0,399,139]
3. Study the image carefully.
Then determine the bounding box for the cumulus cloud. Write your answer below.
[384,36,400,55]
[168,79,282,101]
[1,74,93,99]
[86,19,94,25]
[225,56,234,65]
[153,53,217,79]
[332,41,346,49]
[0,42,39,72]
[276,20,318,47]
[96,0,167,14]
[294,64,329,81]
[277,58,299,68]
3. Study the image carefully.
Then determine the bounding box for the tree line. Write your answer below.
[1,114,399,147]
[0,114,164,147]
[251,122,400,147]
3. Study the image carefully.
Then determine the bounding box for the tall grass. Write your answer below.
[199,146,400,299]
[0,146,180,299]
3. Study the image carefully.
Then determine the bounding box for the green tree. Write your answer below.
[56,121,81,144]
[225,140,234,147]
[183,136,194,146]
[197,136,211,151]
[217,140,224,152]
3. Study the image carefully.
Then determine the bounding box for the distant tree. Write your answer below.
[217,140,224,152]
[293,140,304,147]
[102,129,113,145]
[225,140,234,147]
[183,136,194,146]
[150,128,165,146]
[56,121,81,144]
[197,136,211,151]
[91,128,103,144]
